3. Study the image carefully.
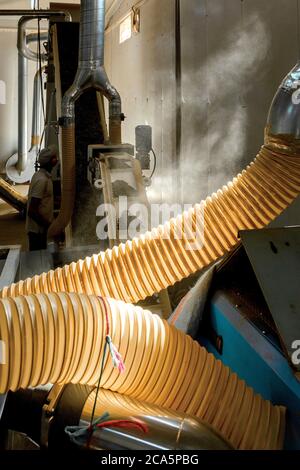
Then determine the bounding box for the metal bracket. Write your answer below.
[40,384,65,448]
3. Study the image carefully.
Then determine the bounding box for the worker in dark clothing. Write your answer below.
[26,145,58,251]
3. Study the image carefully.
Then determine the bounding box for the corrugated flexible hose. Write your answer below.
[47,126,75,238]
[0,177,27,213]
[0,292,285,450]
[1,144,300,301]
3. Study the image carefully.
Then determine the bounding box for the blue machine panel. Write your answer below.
[200,292,300,449]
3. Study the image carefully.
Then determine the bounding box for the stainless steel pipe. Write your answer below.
[49,0,122,237]
[31,67,46,149]
[17,51,28,173]
[266,62,300,155]
[3,10,71,180]
[0,10,71,17]
[18,17,48,62]
[61,0,121,122]
[79,388,233,450]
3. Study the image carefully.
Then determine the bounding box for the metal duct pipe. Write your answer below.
[17,50,28,173]
[265,62,300,155]
[15,24,48,174]
[10,55,45,176]
[79,389,233,450]
[25,33,48,90]
[0,10,71,60]
[3,10,71,182]
[61,0,121,127]
[49,0,122,237]
[0,10,71,17]
[18,17,48,62]
[17,29,48,172]
[8,36,45,176]
[31,67,45,149]
[1,385,232,450]
[16,14,67,173]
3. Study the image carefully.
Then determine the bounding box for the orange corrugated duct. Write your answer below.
[1,145,300,301]
[0,292,285,450]
[0,177,27,213]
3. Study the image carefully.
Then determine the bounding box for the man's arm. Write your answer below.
[28,197,51,229]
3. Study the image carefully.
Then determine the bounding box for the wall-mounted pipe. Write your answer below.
[17,48,29,173]
[0,10,71,18]
[0,9,72,21]
[6,35,46,180]
[0,10,71,60]
[31,67,45,150]
[27,33,48,153]
[6,57,46,183]
[1,10,71,182]
[48,0,122,237]
[15,25,48,174]
[18,17,48,63]
[0,292,285,450]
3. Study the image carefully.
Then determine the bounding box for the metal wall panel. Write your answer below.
[105,0,300,206]
[0,0,80,173]
[105,0,176,204]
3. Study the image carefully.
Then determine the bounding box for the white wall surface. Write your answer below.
[0,0,80,173]
[0,28,40,172]
[105,0,176,204]
[180,0,300,203]
[105,0,300,205]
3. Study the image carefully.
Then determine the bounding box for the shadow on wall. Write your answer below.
[117,0,287,207]
[178,0,299,204]
[0,80,5,104]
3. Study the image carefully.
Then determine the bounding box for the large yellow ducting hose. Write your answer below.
[0,177,27,213]
[1,145,300,301]
[0,292,285,450]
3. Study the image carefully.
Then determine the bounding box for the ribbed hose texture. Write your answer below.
[0,177,27,212]
[2,146,300,301]
[0,292,285,450]
[48,126,75,238]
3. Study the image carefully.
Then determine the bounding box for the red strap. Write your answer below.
[96,419,148,434]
